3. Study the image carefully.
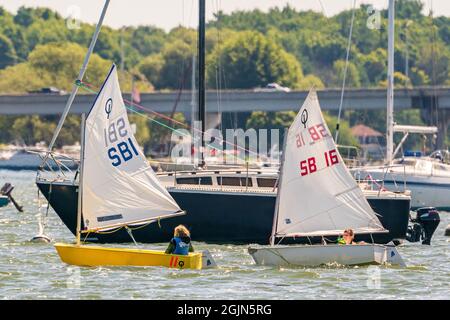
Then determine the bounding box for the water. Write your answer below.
[0,170,448,300]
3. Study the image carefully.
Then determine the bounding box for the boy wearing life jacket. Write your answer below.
[337,228,357,245]
[165,224,194,255]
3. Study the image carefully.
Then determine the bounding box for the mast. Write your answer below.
[191,55,197,139]
[198,0,206,167]
[386,0,395,164]
[76,113,86,246]
[270,129,288,246]
[44,0,111,158]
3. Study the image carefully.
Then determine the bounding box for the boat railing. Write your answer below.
[357,178,386,192]
[353,163,408,195]
[34,150,79,184]
[337,145,361,168]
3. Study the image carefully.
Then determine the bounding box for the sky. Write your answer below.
[0,0,448,31]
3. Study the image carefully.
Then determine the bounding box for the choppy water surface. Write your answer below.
[0,170,448,300]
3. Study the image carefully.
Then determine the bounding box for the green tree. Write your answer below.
[13,6,36,27]
[11,116,55,145]
[129,114,151,150]
[138,54,165,88]
[151,39,195,90]
[361,48,387,84]
[246,111,297,132]
[415,41,450,85]
[56,115,80,148]
[246,111,357,147]
[396,0,423,20]
[330,60,361,88]
[0,63,50,93]
[130,26,166,57]
[298,74,325,89]
[26,18,68,52]
[322,113,358,147]
[0,34,17,69]
[207,31,303,89]
[28,42,111,89]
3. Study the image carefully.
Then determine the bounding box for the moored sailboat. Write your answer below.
[55,64,214,269]
[352,0,448,211]
[248,89,406,267]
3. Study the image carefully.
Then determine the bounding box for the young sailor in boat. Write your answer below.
[165,225,194,255]
[337,229,367,245]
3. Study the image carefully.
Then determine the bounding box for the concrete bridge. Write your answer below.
[1,86,449,115]
[1,86,449,146]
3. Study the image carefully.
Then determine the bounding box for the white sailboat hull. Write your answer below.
[357,166,450,210]
[248,244,406,267]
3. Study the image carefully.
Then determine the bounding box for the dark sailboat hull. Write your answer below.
[36,182,410,244]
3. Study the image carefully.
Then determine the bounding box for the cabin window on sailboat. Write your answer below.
[217,177,253,187]
[241,177,253,187]
[176,177,212,185]
[256,178,277,188]
[199,177,213,185]
[176,177,200,185]
[218,177,241,186]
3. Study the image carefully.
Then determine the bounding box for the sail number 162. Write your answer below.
[300,149,339,176]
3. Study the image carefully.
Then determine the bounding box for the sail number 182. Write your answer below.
[300,149,339,176]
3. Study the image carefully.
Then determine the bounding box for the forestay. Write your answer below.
[82,65,182,231]
[275,89,385,238]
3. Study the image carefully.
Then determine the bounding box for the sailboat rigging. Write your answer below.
[248,89,406,267]
[198,0,206,167]
[36,0,412,246]
[55,64,215,269]
[355,0,450,211]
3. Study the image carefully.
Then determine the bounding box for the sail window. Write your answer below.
[97,214,123,222]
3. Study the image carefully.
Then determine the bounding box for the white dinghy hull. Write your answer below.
[248,244,406,267]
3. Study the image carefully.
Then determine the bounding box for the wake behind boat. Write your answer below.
[248,89,406,268]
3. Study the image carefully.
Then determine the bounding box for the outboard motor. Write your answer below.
[406,207,440,245]
[0,183,23,212]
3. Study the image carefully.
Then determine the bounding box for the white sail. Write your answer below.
[82,65,182,231]
[275,89,385,237]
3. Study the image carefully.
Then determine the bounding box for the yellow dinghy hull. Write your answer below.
[55,243,203,269]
